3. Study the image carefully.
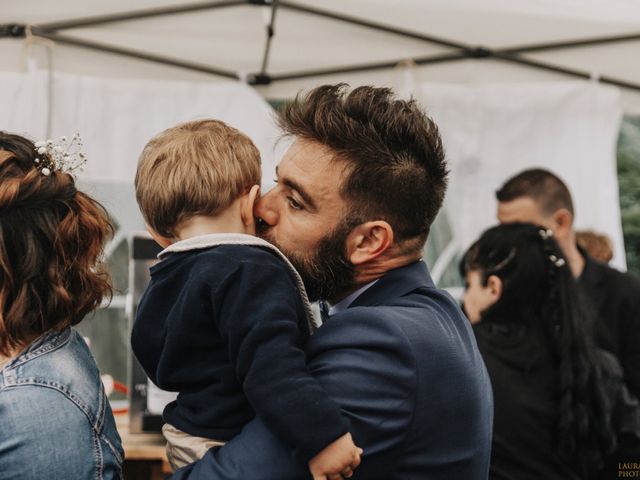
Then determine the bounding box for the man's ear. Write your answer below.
[346,221,394,265]
[240,185,260,230]
[486,275,503,301]
[551,208,573,239]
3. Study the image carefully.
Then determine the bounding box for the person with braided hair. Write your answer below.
[0,132,123,479]
[496,168,640,400]
[461,222,640,480]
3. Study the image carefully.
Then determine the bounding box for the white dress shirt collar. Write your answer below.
[328,280,379,316]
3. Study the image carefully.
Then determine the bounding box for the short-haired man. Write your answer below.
[171,84,493,479]
[496,168,640,398]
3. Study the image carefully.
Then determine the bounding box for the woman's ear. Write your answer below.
[347,221,394,265]
[240,185,260,233]
[486,274,503,302]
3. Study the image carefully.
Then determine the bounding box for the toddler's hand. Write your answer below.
[308,432,363,480]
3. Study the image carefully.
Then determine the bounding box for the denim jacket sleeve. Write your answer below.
[0,328,124,480]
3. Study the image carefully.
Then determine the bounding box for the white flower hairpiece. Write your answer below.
[34,133,87,177]
[538,228,553,240]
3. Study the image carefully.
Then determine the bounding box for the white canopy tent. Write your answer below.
[2,0,640,110]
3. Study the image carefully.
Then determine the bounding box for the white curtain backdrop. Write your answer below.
[0,69,282,186]
[413,81,625,270]
[0,72,626,270]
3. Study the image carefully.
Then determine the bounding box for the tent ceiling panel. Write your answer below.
[2,0,639,110]
[59,7,455,75]
[526,41,640,87]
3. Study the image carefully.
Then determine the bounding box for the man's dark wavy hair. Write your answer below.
[277,84,448,249]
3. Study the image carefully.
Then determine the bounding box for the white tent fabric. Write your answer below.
[416,81,625,271]
[2,1,640,111]
[0,69,282,185]
[0,69,285,266]
[0,70,625,270]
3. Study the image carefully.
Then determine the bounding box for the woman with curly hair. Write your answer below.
[0,132,123,479]
[461,222,640,480]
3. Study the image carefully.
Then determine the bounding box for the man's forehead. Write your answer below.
[281,139,337,166]
[279,140,348,187]
[497,196,547,223]
[277,139,349,209]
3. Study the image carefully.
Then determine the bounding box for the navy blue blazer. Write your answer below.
[171,261,493,480]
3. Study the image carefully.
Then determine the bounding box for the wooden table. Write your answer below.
[115,413,172,480]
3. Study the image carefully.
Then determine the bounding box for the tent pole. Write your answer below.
[31,29,241,80]
[504,33,640,54]
[266,48,640,93]
[258,0,279,75]
[267,52,469,82]
[492,52,640,92]
[36,0,246,31]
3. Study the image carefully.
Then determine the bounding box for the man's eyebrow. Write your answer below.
[283,178,316,210]
[275,167,317,210]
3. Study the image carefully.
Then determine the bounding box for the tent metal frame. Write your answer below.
[2,0,640,92]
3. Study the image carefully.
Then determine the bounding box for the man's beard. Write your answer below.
[257,219,358,302]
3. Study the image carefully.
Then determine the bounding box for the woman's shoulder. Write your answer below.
[1,328,104,419]
[0,328,123,472]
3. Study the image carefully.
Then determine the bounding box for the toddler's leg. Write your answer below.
[162,424,225,471]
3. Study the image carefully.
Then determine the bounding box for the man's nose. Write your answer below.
[254,188,279,226]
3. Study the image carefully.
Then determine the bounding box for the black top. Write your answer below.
[475,320,640,480]
[131,244,348,460]
[578,250,640,399]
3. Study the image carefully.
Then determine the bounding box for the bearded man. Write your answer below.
[171,84,493,480]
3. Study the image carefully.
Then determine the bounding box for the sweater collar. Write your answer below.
[158,233,274,259]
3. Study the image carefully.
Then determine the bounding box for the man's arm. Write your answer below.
[170,418,308,479]
[170,308,416,479]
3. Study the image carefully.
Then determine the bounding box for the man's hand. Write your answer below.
[308,432,363,480]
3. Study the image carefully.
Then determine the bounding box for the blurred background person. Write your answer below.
[496,168,640,398]
[460,222,640,480]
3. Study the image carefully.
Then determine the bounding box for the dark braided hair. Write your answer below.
[461,223,616,477]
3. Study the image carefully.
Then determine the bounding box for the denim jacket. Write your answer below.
[0,327,124,480]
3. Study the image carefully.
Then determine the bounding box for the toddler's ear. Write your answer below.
[241,185,261,231]
[146,225,173,248]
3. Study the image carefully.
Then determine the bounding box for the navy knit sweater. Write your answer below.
[131,243,348,460]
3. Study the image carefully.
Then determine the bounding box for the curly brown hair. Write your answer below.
[0,132,113,356]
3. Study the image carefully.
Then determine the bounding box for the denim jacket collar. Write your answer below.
[2,327,71,372]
